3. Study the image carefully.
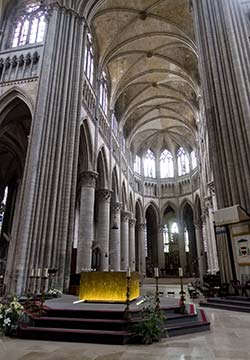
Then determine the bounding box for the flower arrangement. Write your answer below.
[0,297,24,336]
[46,288,62,298]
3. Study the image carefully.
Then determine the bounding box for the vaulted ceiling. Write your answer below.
[91,0,200,155]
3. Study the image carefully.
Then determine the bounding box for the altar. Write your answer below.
[79,271,140,303]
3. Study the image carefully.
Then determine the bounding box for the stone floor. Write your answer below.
[1,283,250,359]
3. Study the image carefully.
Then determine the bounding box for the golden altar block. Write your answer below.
[79,271,140,302]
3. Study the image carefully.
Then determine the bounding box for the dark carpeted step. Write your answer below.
[19,324,132,345]
[226,296,250,302]
[30,315,132,331]
[207,297,250,307]
[200,301,250,313]
[166,321,210,337]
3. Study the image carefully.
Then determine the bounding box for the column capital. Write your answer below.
[97,189,112,202]
[121,211,130,222]
[194,221,202,229]
[112,202,122,214]
[138,222,146,231]
[129,218,137,227]
[78,171,98,188]
[46,1,85,18]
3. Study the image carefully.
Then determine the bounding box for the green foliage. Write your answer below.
[132,306,167,344]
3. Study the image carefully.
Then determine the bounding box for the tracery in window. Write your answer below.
[0,187,8,234]
[191,150,197,170]
[160,149,174,178]
[134,155,141,174]
[163,224,170,253]
[144,149,156,178]
[84,31,94,85]
[171,222,178,234]
[12,2,46,48]
[99,71,108,114]
[177,147,190,176]
[184,227,189,252]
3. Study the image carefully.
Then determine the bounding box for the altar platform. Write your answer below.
[19,294,210,344]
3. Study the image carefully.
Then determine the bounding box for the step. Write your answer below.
[226,296,250,302]
[166,321,210,337]
[19,324,131,345]
[200,301,250,313]
[207,297,250,307]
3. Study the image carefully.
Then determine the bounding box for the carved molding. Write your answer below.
[78,171,98,188]
[129,218,136,227]
[96,189,112,202]
[138,222,146,231]
[46,0,84,18]
[121,211,130,222]
[112,202,122,214]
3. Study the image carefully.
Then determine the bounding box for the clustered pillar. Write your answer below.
[129,218,136,271]
[109,202,121,271]
[76,171,98,273]
[96,189,112,271]
[120,211,130,270]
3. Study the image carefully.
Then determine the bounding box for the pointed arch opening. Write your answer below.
[0,95,32,285]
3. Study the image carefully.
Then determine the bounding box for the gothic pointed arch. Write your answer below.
[96,146,108,189]
[129,192,134,214]
[78,119,93,173]
[111,166,119,203]
[121,181,128,211]
[0,93,32,289]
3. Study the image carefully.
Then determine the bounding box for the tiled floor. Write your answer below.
[1,284,250,359]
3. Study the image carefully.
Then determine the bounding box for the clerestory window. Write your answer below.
[134,155,141,174]
[11,2,46,48]
[84,31,94,85]
[177,147,190,176]
[160,149,174,178]
[99,71,108,114]
[144,149,156,178]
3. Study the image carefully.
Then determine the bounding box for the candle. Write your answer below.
[37,268,41,277]
[154,267,159,278]
[31,269,35,277]
[127,267,131,278]
[179,267,183,277]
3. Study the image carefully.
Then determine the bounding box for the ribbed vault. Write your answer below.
[91,0,199,155]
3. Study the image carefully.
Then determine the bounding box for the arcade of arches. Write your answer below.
[0,0,250,295]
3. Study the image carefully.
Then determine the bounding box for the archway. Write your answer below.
[145,204,158,277]
[0,95,32,287]
[182,202,198,276]
[162,205,180,276]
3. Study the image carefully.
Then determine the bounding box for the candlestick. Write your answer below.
[37,268,41,277]
[43,268,48,278]
[154,267,159,278]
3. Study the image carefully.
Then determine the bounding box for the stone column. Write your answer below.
[97,189,112,271]
[194,222,207,280]
[109,202,121,271]
[192,0,250,212]
[138,223,146,275]
[129,217,136,271]
[5,2,86,294]
[178,222,187,275]
[120,211,130,270]
[76,171,98,273]
[157,225,165,271]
